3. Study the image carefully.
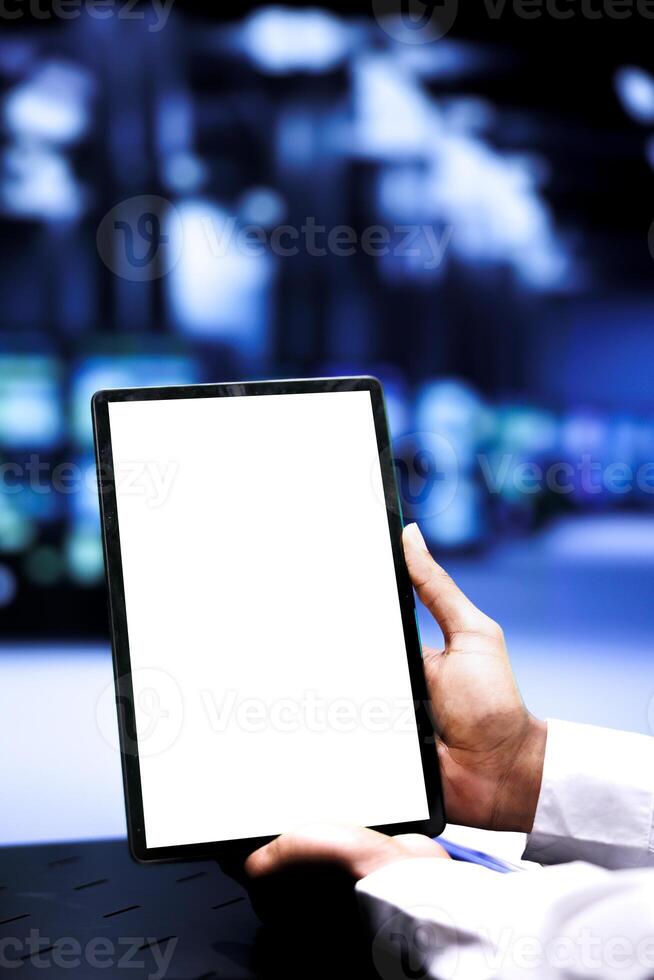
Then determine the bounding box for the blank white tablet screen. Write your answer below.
[108,389,429,848]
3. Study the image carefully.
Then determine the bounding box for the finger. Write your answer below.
[403,523,497,640]
[245,824,398,880]
[393,834,449,859]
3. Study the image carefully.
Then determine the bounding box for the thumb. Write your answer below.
[402,523,498,641]
[245,824,404,881]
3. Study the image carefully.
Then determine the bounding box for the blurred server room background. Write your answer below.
[1,0,654,842]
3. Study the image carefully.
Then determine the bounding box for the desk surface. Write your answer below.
[0,838,255,978]
[0,837,377,979]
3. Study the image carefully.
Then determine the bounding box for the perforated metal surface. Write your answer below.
[0,839,257,978]
[0,839,377,979]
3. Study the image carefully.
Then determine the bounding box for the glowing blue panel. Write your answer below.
[166,199,274,360]
[0,356,62,450]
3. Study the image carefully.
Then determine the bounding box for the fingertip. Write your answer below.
[403,521,425,546]
[403,523,436,584]
[244,843,273,878]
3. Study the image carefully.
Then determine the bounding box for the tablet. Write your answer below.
[93,377,444,862]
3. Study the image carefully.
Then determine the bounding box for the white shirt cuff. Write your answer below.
[356,856,614,980]
[356,857,502,980]
[524,719,654,869]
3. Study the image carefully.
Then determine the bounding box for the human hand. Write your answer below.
[246,823,449,883]
[403,522,546,833]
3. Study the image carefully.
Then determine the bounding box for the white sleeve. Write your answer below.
[356,857,654,979]
[523,719,654,869]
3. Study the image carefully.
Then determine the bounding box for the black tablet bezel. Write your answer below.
[93,376,445,864]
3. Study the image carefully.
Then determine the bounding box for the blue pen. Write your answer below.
[434,837,522,873]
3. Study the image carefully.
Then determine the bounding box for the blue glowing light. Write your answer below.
[353,53,571,290]
[496,406,559,457]
[415,380,488,470]
[66,524,104,585]
[419,477,484,549]
[4,61,93,145]
[0,500,35,553]
[237,187,287,229]
[239,7,351,75]
[1,143,83,221]
[166,199,275,358]
[615,66,654,125]
[353,55,434,158]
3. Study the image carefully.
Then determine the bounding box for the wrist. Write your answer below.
[493,716,547,834]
